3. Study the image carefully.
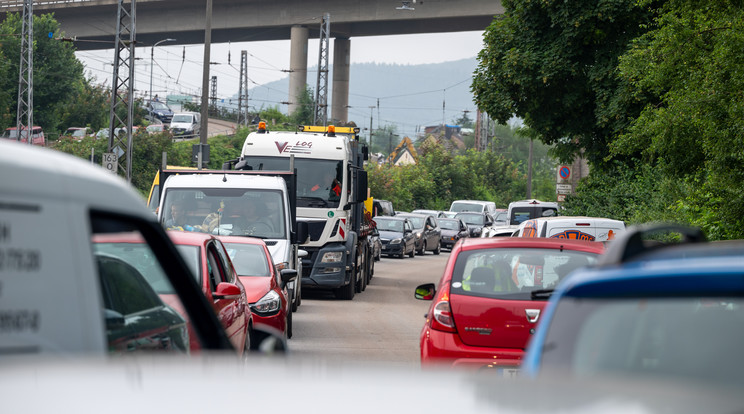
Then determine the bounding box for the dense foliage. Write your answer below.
[473,0,744,239]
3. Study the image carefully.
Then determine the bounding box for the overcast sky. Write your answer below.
[74,30,485,106]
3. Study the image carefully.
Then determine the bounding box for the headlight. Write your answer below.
[250,290,281,315]
[321,251,343,263]
[390,238,402,244]
[416,232,422,238]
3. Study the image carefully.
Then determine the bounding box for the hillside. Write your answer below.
[245,58,479,138]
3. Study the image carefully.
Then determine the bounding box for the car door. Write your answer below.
[425,216,441,248]
[205,240,247,351]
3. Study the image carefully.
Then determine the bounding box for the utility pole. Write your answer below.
[198,0,213,170]
[237,50,248,126]
[16,0,33,145]
[108,0,136,182]
[368,106,375,146]
[526,138,534,198]
[313,13,330,126]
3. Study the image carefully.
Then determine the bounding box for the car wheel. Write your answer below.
[433,242,441,255]
[408,245,415,258]
[242,329,251,360]
[295,280,302,310]
[417,241,426,255]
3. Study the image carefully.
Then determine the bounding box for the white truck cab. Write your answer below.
[0,141,232,356]
[449,199,497,215]
[515,216,626,242]
[156,169,306,312]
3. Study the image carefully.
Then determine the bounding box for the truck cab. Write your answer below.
[229,124,372,300]
[156,170,306,313]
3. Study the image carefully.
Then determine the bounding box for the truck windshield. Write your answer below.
[161,188,286,239]
[241,156,344,208]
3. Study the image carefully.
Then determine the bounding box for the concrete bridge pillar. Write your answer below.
[331,37,350,124]
[288,25,309,117]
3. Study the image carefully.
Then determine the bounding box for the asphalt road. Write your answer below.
[287,249,450,369]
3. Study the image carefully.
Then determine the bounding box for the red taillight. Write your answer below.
[429,285,456,333]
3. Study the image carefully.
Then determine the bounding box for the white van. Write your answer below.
[515,216,626,242]
[449,199,497,215]
[507,199,559,225]
[170,112,201,137]
[0,140,232,356]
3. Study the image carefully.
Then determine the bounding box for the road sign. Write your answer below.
[557,194,567,202]
[556,188,572,195]
[556,184,572,191]
[102,152,118,174]
[558,165,571,180]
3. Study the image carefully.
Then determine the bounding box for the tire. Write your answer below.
[408,245,415,258]
[433,242,441,255]
[417,241,426,255]
[295,279,302,310]
[291,283,299,313]
[334,272,355,300]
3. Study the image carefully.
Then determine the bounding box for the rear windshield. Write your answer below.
[451,248,599,299]
[450,202,485,213]
[540,297,744,385]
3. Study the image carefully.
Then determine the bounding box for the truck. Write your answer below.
[223,123,373,300]
[155,168,308,315]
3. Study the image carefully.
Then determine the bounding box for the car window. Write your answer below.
[438,219,458,230]
[206,243,226,291]
[451,248,600,298]
[175,245,201,283]
[90,215,193,354]
[213,241,236,283]
[541,297,744,384]
[223,243,270,277]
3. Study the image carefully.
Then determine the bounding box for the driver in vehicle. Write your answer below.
[310,170,341,199]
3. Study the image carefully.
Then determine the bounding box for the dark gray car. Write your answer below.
[454,211,494,238]
[396,213,442,255]
[374,216,416,259]
[437,218,469,250]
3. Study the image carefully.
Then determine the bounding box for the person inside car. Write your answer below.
[311,170,341,200]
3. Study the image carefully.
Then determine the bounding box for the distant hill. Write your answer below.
[245,57,479,138]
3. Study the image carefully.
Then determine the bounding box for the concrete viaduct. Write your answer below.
[1,0,503,123]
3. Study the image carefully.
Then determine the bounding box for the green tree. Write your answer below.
[471,0,656,165]
[289,86,315,126]
[0,13,85,133]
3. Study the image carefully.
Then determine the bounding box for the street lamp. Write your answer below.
[150,38,176,102]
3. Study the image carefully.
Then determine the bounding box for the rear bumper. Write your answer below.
[420,325,524,370]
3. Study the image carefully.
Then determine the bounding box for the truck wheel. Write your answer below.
[334,273,355,300]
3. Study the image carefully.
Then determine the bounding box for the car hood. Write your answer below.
[237,276,272,303]
[440,229,461,237]
[266,239,291,263]
[378,230,404,240]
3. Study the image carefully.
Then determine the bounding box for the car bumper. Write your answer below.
[381,243,404,255]
[301,246,348,289]
[420,324,524,371]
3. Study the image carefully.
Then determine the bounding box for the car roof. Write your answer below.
[456,237,605,253]
[0,141,154,220]
[214,235,267,246]
[556,224,744,298]
[396,212,428,217]
[557,256,744,298]
[166,230,216,245]
[374,216,407,222]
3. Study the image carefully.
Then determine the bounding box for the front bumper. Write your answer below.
[381,241,404,256]
[301,246,348,289]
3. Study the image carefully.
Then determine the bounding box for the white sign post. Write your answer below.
[102,152,118,175]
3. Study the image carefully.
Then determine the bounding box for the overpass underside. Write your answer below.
[1,0,502,123]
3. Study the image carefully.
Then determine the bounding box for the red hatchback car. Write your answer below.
[218,235,297,343]
[167,231,252,355]
[415,237,604,372]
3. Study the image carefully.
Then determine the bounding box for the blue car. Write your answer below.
[522,224,744,387]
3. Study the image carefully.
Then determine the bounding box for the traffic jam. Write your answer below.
[2,133,743,412]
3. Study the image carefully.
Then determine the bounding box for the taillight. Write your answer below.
[429,285,456,333]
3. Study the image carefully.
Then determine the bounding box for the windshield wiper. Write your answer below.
[297,196,329,208]
[531,289,554,300]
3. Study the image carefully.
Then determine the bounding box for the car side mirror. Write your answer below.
[104,308,125,330]
[405,229,412,234]
[414,283,436,300]
[213,282,241,299]
[280,269,297,286]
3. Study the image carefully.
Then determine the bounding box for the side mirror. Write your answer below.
[298,249,308,258]
[296,221,309,244]
[213,282,241,299]
[104,308,126,330]
[280,269,298,286]
[414,283,436,300]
